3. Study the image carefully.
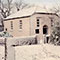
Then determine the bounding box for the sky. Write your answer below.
[2,0,60,8]
[24,0,60,7]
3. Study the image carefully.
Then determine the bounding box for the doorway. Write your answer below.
[43,25,48,34]
[46,37,49,43]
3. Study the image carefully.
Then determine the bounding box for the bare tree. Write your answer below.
[0,0,32,17]
[50,7,60,15]
[6,0,13,16]
[0,0,13,18]
[49,5,60,45]
[14,0,29,11]
[50,3,60,15]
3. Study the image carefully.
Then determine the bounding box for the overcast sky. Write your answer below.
[2,0,60,8]
[24,0,60,7]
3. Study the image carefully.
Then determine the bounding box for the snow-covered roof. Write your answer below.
[5,6,56,20]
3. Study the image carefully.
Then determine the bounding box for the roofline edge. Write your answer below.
[4,12,59,21]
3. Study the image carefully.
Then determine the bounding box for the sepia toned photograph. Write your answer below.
[0,0,60,60]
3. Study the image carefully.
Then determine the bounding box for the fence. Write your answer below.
[0,35,37,60]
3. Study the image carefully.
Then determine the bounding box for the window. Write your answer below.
[19,20,22,29]
[5,28,7,31]
[35,29,39,34]
[37,19,40,27]
[43,25,48,34]
[56,27,60,30]
[56,22,59,25]
[51,19,53,27]
[11,21,13,29]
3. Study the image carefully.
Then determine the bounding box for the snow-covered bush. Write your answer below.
[50,24,60,45]
[0,31,13,37]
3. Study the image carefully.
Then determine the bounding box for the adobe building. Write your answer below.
[4,6,59,43]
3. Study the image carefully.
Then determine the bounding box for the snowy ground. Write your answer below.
[0,45,4,60]
[14,44,60,60]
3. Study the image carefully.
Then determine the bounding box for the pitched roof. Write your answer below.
[5,6,56,20]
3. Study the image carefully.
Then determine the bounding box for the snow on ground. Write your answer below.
[0,45,4,60]
[14,44,60,60]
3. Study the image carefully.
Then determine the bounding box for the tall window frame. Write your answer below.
[36,18,40,27]
[11,21,13,30]
[35,29,39,34]
[50,17,54,27]
[19,20,22,29]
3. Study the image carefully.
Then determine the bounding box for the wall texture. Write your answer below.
[4,13,60,41]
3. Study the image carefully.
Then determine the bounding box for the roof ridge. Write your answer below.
[4,6,57,20]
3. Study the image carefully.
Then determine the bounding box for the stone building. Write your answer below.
[4,6,59,43]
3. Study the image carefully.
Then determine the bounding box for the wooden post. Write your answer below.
[4,38,7,60]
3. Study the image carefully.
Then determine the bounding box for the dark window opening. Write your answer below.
[11,21,13,29]
[20,20,22,22]
[35,29,39,34]
[57,22,59,25]
[37,19,39,21]
[51,20,53,22]
[43,28,47,34]
[56,27,60,30]
[19,20,22,29]
[46,37,49,43]
[43,25,48,34]
[37,19,40,27]
[37,25,39,27]
[5,28,7,31]
[51,19,53,27]
[37,22,39,24]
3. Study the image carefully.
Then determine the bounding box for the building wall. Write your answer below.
[29,14,59,42]
[30,14,51,40]
[4,17,30,37]
[4,14,59,41]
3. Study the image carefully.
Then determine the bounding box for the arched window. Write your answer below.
[43,25,48,34]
